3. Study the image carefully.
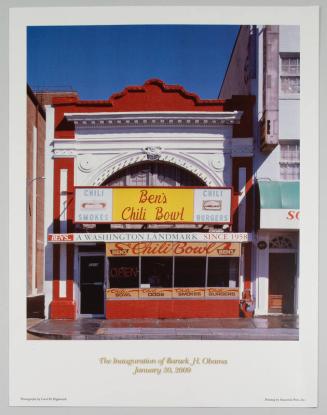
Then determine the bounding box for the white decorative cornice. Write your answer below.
[64,111,243,132]
[51,137,253,159]
[53,149,75,158]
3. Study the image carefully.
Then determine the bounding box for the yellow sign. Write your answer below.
[75,187,232,224]
[106,242,241,257]
[113,188,194,223]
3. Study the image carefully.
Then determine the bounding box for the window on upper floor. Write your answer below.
[280,55,300,95]
[279,141,300,180]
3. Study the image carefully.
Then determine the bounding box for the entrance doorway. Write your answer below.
[268,253,296,314]
[80,255,105,315]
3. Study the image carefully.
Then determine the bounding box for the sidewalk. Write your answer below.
[27,315,299,340]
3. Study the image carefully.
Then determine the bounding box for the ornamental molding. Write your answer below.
[53,149,75,158]
[160,152,221,185]
[89,150,222,186]
[268,231,298,249]
[51,137,232,157]
[64,111,243,132]
[210,156,225,172]
[142,146,162,160]
[77,154,96,172]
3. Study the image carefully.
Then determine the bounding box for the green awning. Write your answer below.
[258,181,299,209]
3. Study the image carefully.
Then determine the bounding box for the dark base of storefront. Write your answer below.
[106,299,240,319]
[48,299,243,319]
[27,294,45,319]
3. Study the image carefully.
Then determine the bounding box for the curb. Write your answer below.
[27,327,299,341]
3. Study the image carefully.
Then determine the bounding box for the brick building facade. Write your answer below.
[27,85,46,317]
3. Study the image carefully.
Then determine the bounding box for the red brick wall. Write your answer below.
[26,95,34,295]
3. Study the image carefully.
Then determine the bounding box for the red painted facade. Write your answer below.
[52,79,254,138]
[50,158,76,319]
[50,79,255,320]
[106,299,240,319]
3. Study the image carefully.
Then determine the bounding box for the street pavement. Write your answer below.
[27,315,299,340]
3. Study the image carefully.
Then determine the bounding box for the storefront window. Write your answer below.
[108,251,240,290]
[141,257,173,288]
[109,257,139,288]
[207,258,239,287]
[174,257,206,287]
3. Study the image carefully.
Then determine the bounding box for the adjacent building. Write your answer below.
[219,25,300,315]
[27,86,79,318]
[27,85,46,318]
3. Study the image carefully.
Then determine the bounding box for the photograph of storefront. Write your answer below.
[26,24,300,339]
[79,238,241,318]
[10,6,320,409]
[44,78,255,320]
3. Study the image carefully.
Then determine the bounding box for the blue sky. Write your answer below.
[27,25,239,100]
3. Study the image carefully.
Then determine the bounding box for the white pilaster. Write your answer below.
[255,232,269,315]
[59,169,68,298]
[43,105,55,318]
[238,167,247,231]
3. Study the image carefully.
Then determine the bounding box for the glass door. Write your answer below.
[80,255,105,315]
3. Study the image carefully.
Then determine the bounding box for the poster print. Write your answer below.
[9,5,318,407]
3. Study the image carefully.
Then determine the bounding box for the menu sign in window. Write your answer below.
[107,288,139,299]
[74,186,232,224]
[106,287,239,300]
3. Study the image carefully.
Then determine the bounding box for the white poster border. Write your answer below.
[9,5,319,408]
